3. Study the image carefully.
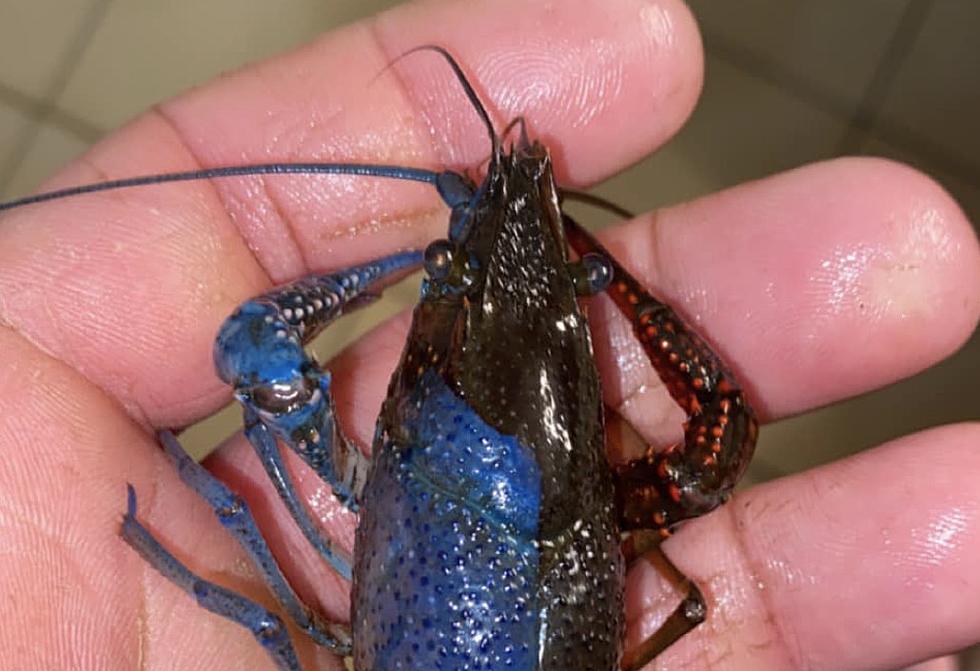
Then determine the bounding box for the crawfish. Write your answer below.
[0,47,757,670]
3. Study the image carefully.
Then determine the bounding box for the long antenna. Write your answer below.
[0,46,495,214]
[560,189,636,220]
[0,163,441,213]
[394,45,500,159]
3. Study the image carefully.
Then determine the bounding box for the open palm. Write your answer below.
[1,1,978,669]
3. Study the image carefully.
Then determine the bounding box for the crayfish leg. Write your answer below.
[563,215,759,665]
[121,477,351,671]
[563,214,758,532]
[620,530,706,670]
[215,252,423,579]
[123,433,353,656]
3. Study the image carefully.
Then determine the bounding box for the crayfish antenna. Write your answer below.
[0,162,444,213]
[382,45,501,161]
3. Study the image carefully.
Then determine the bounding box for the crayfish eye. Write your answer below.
[424,239,455,281]
[571,252,613,295]
[249,376,314,414]
[584,253,613,292]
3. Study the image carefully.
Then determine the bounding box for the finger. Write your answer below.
[624,422,980,671]
[201,156,978,645]
[904,656,961,671]
[0,2,703,667]
[309,157,980,452]
[373,0,703,181]
[0,327,338,670]
[170,154,980,668]
[0,0,702,427]
[590,157,980,430]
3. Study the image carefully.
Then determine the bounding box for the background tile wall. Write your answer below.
[0,1,976,668]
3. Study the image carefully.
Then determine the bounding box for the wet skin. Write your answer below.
[354,146,623,669]
[0,0,978,669]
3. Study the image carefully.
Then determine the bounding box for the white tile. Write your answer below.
[964,645,980,671]
[583,141,721,229]
[55,0,402,129]
[687,0,911,114]
[860,134,979,225]
[180,402,238,461]
[585,54,850,228]
[874,2,980,179]
[0,0,99,98]
[2,121,90,199]
[0,101,34,182]
[740,457,782,488]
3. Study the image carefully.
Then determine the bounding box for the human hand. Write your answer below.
[0,1,978,669]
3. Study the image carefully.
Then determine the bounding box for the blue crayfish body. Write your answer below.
[355,372,543,668]
[0,47,758,671]
[354,145,624,669]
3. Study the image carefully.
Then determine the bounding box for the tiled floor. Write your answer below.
[1,0,976,668]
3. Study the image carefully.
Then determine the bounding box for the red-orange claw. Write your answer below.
[564,214,759,530]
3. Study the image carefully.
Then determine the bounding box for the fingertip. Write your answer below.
[745,421,980,669]
[374,0,706,183]
[641,0,705,153]
[592,156,980,419]
[631,422,980,670]
[829,156,980,358]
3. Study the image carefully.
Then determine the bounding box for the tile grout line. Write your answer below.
[836,0,934,156]
[702,10,978,188]
[850,108,979,188]
[700,28,861,125]
[0,81,103,144]
[0,0,114,194]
